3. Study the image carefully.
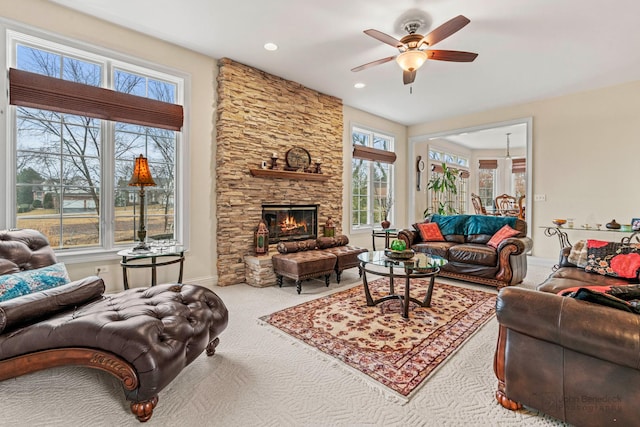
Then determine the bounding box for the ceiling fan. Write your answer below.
[351,15,478,85]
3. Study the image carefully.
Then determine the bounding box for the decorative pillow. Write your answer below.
[567,239,589,268]
[487,225,521,249]
[417,222,445,242]
[0,263,70,302]
[584,239,640,279]
[276,239,317,254]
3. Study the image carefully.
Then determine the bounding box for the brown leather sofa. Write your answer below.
[0,229,228,422]
[271,235,366,294]
[398,214,532,288]
[494,245,640,425]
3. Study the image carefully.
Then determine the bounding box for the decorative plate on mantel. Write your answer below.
[285,147,311,170]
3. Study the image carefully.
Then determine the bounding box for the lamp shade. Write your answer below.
[396,50,427,72]
[128,154,156,187]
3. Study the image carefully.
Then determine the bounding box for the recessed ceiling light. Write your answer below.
[354,82,366,89]
[264,42,278,51]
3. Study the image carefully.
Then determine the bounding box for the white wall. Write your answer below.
[409,79,640,260]
[1,0,217,292]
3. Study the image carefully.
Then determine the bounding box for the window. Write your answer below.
[426,149,469,215]
[351,126,394,229]
[478,159,498,209]
[4,30,187,256]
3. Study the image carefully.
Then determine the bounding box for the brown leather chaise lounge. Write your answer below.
[0,229,229,422]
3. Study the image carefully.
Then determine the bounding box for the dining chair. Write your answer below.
[495,194,519,216]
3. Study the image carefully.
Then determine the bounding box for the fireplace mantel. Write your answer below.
[249,169,329,181]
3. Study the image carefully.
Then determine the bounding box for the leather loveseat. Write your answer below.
[494,240,640,425]
[398,214,532,288]
[0,229,229,422]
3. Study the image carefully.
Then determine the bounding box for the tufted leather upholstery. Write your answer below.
[0,283,228,401]
[0,229,229,421]
[0,229,57,275]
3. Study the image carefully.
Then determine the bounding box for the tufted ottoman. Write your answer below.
[272,250,337,294]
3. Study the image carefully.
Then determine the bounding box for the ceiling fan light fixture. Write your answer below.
[396,50,427,72]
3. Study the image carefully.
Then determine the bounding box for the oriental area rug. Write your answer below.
[260,278,496,402]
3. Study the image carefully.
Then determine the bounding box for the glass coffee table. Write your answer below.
[357,250,448,319]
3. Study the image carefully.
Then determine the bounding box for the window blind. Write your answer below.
[478,159,498,169]
[512,158,526,173]
[352,145,397,164]
[9,68,184,131]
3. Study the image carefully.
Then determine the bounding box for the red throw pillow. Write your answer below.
[487,225,520,248]
[417,222,445,242]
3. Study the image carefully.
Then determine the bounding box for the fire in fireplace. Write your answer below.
[262,204,318,244]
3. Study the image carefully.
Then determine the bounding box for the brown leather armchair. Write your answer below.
[494,286,640,425]
[0,229,229,422]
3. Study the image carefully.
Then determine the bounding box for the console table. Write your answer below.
[540,226,639,251]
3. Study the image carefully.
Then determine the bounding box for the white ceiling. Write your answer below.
[50,0,640,144]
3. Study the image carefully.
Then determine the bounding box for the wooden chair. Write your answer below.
[517,195,526,219]
[471,193,499,216]
[494,194,519,217]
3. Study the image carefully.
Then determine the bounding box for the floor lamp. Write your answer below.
[128,154,156,251]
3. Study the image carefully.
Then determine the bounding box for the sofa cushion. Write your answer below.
[0,262,70,302]
[585,239,640,279]
[412,241,457,259]
[487,225,521,249]
[448,244,497,267]
[417,222,444,242]
[0,277,104,334]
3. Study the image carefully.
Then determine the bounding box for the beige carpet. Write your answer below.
[0,261,568,426]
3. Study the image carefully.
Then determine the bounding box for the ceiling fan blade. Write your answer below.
[363,29,403,48]
[351,55,397,72]
[421,15,470,47]
[403,70,416,85]
[426,50,478,62]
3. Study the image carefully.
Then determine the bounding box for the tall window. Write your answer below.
[5,30,186,254]
[478,159,498,209]
[351,126,394,229]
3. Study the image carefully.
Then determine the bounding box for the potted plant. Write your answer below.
[424,163,459,217]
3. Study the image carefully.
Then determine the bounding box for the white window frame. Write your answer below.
[0,23,190,263]
[350,124,395,232]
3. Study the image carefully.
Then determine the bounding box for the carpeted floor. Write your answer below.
[0,260,568,426]
[260,279,496,401]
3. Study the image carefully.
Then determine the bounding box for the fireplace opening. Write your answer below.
[262,204,318,244]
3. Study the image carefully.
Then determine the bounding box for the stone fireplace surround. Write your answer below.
[216,58,344,286]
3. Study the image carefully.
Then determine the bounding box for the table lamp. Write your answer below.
[128,154,156,251]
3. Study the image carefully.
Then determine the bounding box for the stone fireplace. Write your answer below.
[216,58,343,286]
[262,204,318,244]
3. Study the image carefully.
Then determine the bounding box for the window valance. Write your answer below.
[512,158,526,173]
[478,159,498,169]
[352,145,396,164]
[9,68,184,131]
